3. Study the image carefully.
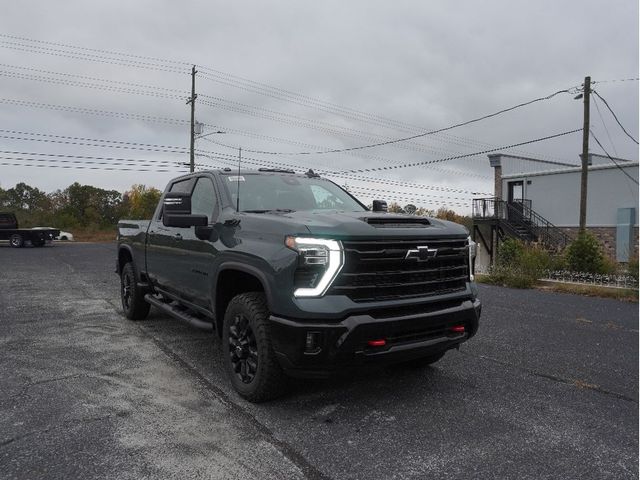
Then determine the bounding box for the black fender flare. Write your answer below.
[116,244,135,276]
[214,261,274,309]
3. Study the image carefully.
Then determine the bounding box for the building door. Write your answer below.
[507,181,523,204]
[507,181,524,221]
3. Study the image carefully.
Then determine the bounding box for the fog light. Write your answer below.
[367,339,386,347]
[450,325,465,333]
[305,331,321,354]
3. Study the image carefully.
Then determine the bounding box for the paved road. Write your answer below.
[0,243,637,479]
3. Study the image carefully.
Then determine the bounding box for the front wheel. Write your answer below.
[222,292,288,402]
[9,234,23,248]
[120,262,150,320]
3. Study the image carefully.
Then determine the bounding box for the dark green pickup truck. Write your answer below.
[116,168,481,402]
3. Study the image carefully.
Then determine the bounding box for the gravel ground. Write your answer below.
[0,242,637,479]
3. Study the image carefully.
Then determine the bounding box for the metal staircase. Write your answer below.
[472,198,571,251]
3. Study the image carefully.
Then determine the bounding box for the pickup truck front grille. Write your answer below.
[328,238,469,302]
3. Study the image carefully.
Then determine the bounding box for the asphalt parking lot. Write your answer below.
[1,242,638,480]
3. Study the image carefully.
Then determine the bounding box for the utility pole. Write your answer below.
[187,65,198,173]
[578,75,591,232]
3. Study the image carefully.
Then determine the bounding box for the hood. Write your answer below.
[238,210,469,239]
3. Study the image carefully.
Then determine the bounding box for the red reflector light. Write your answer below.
[367,339,386,347]
[450,325,465,333]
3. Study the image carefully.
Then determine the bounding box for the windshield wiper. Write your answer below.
[242,209,296,213]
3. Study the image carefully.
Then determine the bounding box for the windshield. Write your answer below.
[224,174,366,212]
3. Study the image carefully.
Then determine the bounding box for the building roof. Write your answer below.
[501,161,639,180]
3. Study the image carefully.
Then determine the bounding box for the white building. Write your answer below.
[473,153,638,266]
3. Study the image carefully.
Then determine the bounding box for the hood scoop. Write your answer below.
[363,216,431,228]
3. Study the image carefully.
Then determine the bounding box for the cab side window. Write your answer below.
[191,177,218,222]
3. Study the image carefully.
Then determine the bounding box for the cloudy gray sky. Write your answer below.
[0,0,637,212]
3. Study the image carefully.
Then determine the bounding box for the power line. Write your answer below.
[589,131,639,185]
[198,89,573,155]
[194,148,485,196]
[0,129,190,153]
[0,97,189,125]
[199,132,492,180]
[592,77,639,84]
[0,33,192,67]
[591,95,618,156]
[592,90,639,144]
[0,150,185,165]
[0,157,185,173]
[0,40,188,75]
[1,34,577,164]
[0,63,186,94]
[208,129,581,173]
[195,151,478,204]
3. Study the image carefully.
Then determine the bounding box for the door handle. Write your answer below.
[175,233,183,240]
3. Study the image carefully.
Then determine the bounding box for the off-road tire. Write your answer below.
[222,292,288,402]
[397,351,446,369]
[120,262,150,320]
[9,234,23,248]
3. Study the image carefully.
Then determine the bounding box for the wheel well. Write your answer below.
[118,248,133,274]
[215,269,265,335]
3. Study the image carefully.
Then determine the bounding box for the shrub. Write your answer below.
[628,256,639,282]
[488,239,552,288]
[497,238,524,267]
[565,232,605,273]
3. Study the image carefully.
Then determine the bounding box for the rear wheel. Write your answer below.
[120,262,150,320]
[222,292,288,402]
[9,234,23,248]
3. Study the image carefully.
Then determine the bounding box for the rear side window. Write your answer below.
[191,177,218,221]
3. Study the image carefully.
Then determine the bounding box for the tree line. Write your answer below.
[0,182,472,232]
[0,182,162,230]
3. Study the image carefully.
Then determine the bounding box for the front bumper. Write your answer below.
[269,297,481,378]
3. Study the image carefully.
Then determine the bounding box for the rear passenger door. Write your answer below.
[146,177,195,295]
[175,175,220,308]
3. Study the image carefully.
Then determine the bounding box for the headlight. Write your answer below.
[286,236,343,297]
[467,236,477,281]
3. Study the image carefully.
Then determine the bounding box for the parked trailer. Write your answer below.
[0,212,59,248]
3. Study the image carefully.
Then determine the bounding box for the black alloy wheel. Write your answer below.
[222,292,288,402]
[122,268,133,311]
[120,262,150,320]
[228,313,259,384]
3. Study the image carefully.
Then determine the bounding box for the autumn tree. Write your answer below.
[121,184,162,219]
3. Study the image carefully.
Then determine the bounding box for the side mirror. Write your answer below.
[372,200,388,212]
[162,192,208,228]
[195,225,219,241]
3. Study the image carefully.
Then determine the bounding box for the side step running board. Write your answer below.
[144,294,214,331]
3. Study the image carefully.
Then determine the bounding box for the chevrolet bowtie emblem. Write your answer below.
[405,245,438,262]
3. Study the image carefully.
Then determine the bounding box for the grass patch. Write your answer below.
[71,228,117,242]
[477,274,638,301]
[537,282,638,302]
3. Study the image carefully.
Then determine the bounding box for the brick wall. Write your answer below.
[560,226,639,261]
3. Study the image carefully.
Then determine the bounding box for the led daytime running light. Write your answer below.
[289,237,343,297]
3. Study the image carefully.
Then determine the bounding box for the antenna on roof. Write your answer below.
[236,147,242,212]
